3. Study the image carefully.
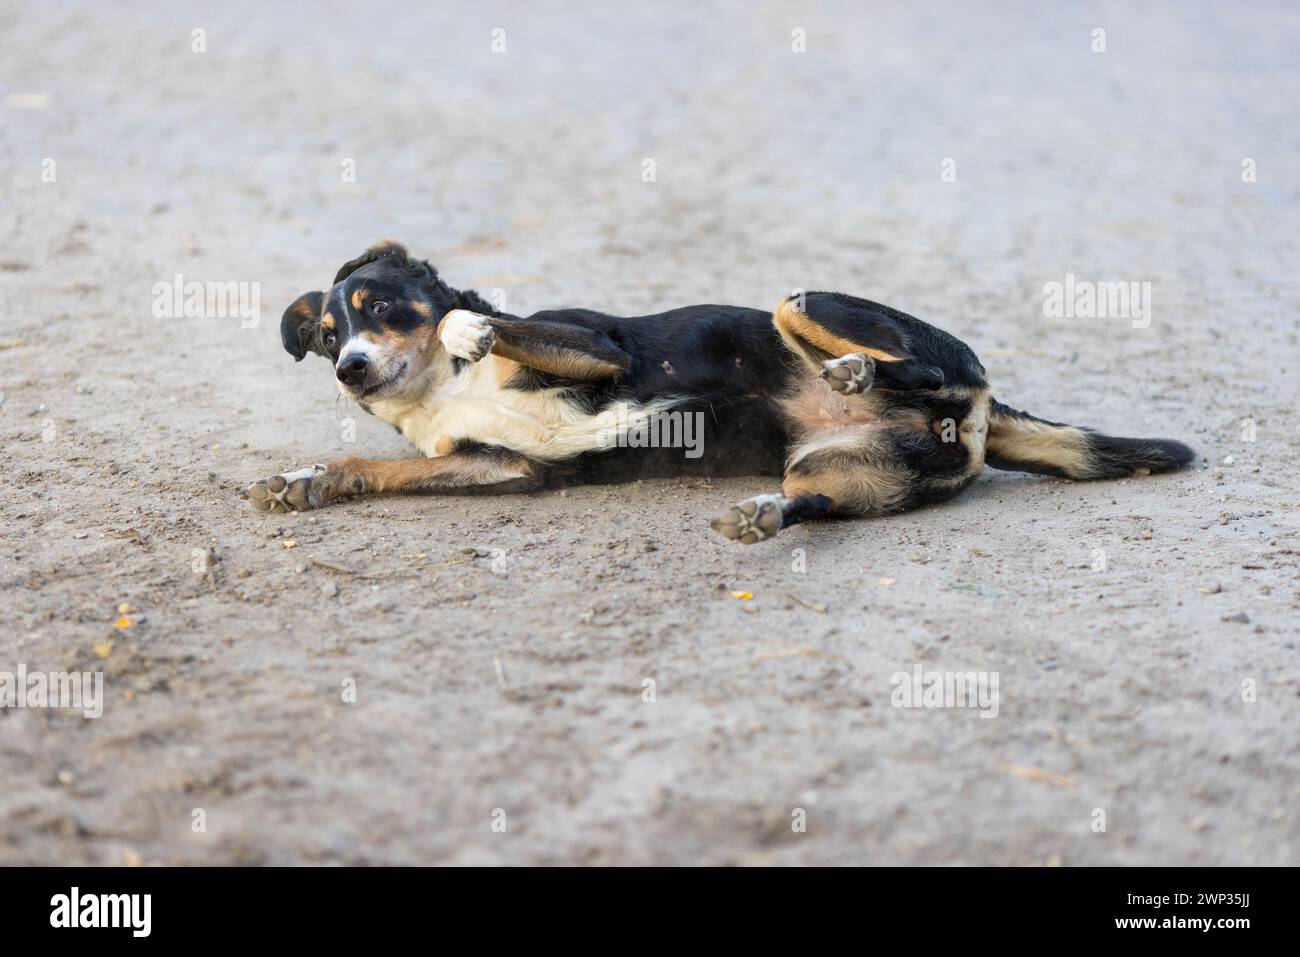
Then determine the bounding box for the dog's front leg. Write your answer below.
[439,309,630,381]
[246,449,539,512]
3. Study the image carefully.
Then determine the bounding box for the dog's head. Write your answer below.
[280,241,494,402]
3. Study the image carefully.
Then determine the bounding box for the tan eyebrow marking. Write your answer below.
[351,288,372,310]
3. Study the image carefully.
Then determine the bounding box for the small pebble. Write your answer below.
[1221,612,1250,624]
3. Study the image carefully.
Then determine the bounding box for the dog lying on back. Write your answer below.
[248,241,1194,544]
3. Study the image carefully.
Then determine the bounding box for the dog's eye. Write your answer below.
[323,332,337,349]
[371,299,390,316]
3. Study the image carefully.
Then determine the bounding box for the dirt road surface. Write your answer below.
[2,1,1297,864]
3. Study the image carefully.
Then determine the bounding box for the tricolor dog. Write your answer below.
[248,242,1195,543]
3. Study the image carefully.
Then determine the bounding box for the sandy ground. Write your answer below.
[1,1,1298,866]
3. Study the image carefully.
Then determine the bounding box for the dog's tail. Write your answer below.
[984,399,1195,480]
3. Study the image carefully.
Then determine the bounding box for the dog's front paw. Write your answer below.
[820,353,875,395]
[439,309,496,362]
[711,494,785,545]
[246,464,327,513]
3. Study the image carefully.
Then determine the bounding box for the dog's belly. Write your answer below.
[545,396,790,485]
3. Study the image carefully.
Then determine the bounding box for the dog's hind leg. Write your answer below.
[711,422,980,544]
[710,492,835,544]
[246,445,541,512]
[773,294,947,391]
[710,460,899,544]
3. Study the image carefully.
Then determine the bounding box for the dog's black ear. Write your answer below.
[333,241,410,285]
[280,291,325,361]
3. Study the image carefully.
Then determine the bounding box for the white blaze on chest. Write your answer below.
[369,354,674,461]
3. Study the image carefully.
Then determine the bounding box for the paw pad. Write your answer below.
[711,494,785,545]
[246,464,326,513]
[820,353,875,395]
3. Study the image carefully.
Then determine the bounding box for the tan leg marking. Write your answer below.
[489,339,625,380]
[773,298,905,369]
[328,454,534,497]
[247,453,535,511]
[782,462,911,517]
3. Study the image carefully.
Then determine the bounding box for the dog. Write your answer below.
[247,241,1195,544]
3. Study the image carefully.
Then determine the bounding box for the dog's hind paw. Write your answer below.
[246,464,327,513]
[711,494,784,544]
[820,353,875,395]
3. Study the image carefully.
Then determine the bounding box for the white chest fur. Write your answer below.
[368,354,671,461]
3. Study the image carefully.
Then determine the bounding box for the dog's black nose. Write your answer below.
[336,354,369,386]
